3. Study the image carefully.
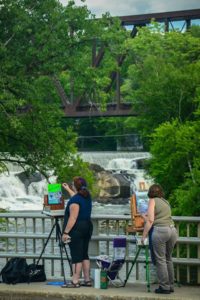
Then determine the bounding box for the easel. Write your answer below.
[126,193,150,292]
[37,214,72,284]
[123,242,150,292]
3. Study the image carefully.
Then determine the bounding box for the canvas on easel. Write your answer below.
[48,184,62,205]
[43,184,64,211]
[127,191,149,233]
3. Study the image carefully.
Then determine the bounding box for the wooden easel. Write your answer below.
[43,194,64,211]
[126,193,144,233]
[126,192,150,292]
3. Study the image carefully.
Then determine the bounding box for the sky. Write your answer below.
[60,0,200,17]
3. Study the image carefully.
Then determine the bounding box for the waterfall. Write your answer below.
[0,170,47,211]
[0,152,151,211]
[80,151,152,195]
[80,151,150,170]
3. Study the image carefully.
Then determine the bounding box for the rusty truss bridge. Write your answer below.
[54,9,200,118]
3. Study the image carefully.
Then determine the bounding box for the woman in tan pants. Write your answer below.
[141,184,178,294]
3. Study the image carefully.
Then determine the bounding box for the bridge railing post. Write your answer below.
[198,222,200,284]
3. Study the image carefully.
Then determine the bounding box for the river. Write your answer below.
[0,151,151,214]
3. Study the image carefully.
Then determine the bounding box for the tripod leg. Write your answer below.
[56,219,72,274]
[62,243,72,276]
[55,219,70,284]
[59,238,67,284]
[145,245,150,292]
[123,247,141,287]
[36,221,56,265]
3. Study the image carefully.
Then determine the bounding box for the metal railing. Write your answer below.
[0,212,199,284]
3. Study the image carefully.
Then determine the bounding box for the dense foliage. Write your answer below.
[0,0,86,183]
[122,24,200,215]
[0,0,127,187]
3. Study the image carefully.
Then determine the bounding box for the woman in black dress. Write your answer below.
[62,177,93,288]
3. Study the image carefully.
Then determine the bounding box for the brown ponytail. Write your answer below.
[73,176,90,198]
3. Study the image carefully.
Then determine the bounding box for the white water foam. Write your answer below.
[0,152,151,212]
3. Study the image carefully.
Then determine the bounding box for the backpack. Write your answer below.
[0,257,28,284]
[27,263,46,282]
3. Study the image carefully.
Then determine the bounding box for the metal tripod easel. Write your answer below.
[37,216,72,283]
[123,244,150,292]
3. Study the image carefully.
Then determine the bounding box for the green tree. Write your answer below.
[148,115,200,215]
[58,11,129,107]
[121,24,200,215]
[0,0,130,190]
[0,0,97,185]
[122,24,200,136]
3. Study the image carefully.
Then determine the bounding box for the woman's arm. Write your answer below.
[62,183,75,197]
[62,203,79,242]
[141,198,155,243]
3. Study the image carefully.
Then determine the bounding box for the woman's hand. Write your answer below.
[62,233,71,243]
[62,183,70,190]
[62,182,75,197]
[141,236,146,245]
[141,213,148,221]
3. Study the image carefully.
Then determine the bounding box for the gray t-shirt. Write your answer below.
[154,197,174,227]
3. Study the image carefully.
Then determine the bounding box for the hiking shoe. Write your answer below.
[155,286,170,294]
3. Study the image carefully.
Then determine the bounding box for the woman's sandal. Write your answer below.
[81,280,92,287]
[61,281,80,288]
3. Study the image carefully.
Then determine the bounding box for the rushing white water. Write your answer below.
[0,171,47,211]
[80,151,150,170]
[80,151,152,196]
[0,152,151,212]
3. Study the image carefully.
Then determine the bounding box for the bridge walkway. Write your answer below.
[0,281,199,300]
